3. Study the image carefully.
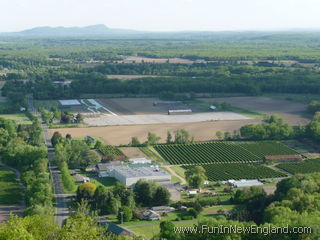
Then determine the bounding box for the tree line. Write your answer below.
[0,118,53,218]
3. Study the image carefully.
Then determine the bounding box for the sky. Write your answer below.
[1,0,320,32]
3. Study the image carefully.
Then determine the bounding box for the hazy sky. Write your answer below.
[1,0,320,32]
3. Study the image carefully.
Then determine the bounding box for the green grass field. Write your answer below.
[140,146,164,162]
[0,114,32,124]
[127,220,196,239]
[125,205,238,238]
[91,177,119,189]
[171,166,186,179]
[0,167,22,204]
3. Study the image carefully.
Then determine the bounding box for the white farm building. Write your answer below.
[228,179,263,188]
[129,158,151,164]
[107,165,171,187]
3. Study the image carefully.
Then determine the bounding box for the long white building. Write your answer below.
[107,165,171,187]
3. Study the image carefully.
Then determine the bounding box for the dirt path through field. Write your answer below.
[163,165,187,185]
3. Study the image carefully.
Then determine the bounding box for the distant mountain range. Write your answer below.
[1,24,320,38]
[0,24,143,36]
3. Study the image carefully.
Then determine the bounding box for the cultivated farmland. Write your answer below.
[154,142,260,165]
[239,141,298,158]
[199,96,310,125]
[50,119,260,145]
[154,141,297,165]
[186,163,287,181]
[97,144,125,157]
[276,159,320,174]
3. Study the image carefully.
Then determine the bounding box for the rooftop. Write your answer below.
[59,99,81,106]
[109,166,170,179]
[228,179,263,187]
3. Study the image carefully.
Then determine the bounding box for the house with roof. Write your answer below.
[141,210,161,221]
[151,206,175,213]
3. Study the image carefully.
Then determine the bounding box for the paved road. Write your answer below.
[28,94,72,227]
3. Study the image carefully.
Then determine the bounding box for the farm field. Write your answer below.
[85,112,251,126]
[119,147,148,159]
[97,144,125,157]
[189,163,287,181]
[199,96,310,125]
[97,98,200,115]
[155,142,260,165]
[0,114,32,124]
[49,119,260,145]
[276,159,320,174]
[239,141,298,158]
[154,141,296,165]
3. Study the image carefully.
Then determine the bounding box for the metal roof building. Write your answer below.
[107,165,171,187]
[228,179,263,188]
[59,99,81,106]
[129,158,151,164]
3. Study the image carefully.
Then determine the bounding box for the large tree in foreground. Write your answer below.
[185,166,207,189]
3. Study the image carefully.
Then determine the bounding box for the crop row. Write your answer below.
[185,163,287,181]
[98,144,124,157]
[238,141,298,158]
[276,159,320,174]
[155,142,259,165]
[154,141,296,165]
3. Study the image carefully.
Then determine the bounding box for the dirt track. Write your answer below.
[50,119,260,145]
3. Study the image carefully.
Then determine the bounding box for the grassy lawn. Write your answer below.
[171,175,181,183]
[125,205,238,239]
[127,220,197,239]
[171,166,186,179]
[91,177,119,189]
[79,171,98,178]
[200,204,237,217]
[0,167,22,204]
[140,147,164,163]
[0,114,32,124]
